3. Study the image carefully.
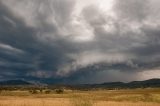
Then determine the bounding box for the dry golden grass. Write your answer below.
[95,101,160,106]
[0,97,159,106]
[0,88,160,106]
[0,97,70,106]
[0,97,160,106]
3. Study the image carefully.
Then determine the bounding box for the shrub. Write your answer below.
[45,90,52,94]
[55,89,64,94]
[40,89,43,93]
[29,90,38,94]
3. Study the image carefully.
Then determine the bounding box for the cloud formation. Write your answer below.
[0,0,160,83]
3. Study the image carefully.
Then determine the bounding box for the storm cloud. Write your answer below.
[0,0,160,83]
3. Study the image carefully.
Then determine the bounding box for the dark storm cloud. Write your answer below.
[0,0,160,83]
[0,0,73,79]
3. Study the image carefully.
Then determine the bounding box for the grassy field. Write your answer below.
[0,88,160,106]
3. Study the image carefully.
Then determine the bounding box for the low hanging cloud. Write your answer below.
[0,0,160,83]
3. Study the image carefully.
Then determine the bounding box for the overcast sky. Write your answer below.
[0,0,160,83]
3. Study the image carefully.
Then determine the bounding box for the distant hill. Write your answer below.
[0,78,160,89]
[68,78,160,90]
[0,80,32,85]
[127,78,160,88]
[94,78,160,89]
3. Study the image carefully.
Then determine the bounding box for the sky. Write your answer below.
[0,0,160,84]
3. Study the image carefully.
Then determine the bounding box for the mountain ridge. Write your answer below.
[0,79,32,85]
[0,78,160,89]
